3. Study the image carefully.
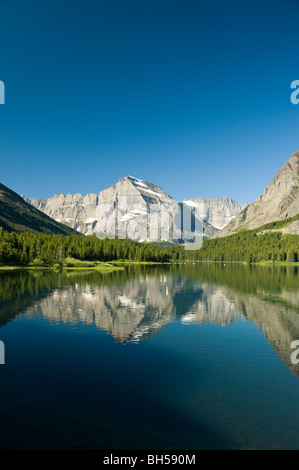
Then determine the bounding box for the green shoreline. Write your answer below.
[254,260,299,267]
[1,260,299,271]
[0,264,125,272]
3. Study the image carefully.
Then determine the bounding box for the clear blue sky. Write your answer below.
[1,0,299,205]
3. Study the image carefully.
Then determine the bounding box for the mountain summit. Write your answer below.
[25,176,220,241]
[216,151,299,237]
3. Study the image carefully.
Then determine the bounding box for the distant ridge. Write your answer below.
[183,197,247,229]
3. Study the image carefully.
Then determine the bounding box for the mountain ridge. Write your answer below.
[183,196,248,229]
[23,176,244,241]
[215,151,299,237]
[0,182,78,235]
[24,176,221,240]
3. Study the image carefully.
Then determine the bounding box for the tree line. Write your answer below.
[0,226,298,267]
[185,230,299,263]
[0,228,173,266]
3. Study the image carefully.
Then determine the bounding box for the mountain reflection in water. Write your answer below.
[0,264,298,376]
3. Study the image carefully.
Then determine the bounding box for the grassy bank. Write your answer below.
[0,260,125,272]
[111,260,172,265]
[254,260,299,267]
[1,259,299,271]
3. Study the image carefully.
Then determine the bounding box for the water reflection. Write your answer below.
[25,281,242,342]
[0,264,298,376]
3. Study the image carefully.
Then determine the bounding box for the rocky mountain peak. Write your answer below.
[259,151,299,203]
[23,176,221,240]
[216,151,299,237]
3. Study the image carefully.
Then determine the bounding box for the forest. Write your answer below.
[0,225,298,266]
[185,230,299,263]
[0,227,173,266]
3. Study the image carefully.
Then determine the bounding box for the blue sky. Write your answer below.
[1,0,299,205]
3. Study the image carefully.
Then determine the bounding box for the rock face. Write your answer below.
[183,197,246,229]
[24,192,99,235]
[216,151,299,237]
[283,220,299,234]
[24,176,220,241]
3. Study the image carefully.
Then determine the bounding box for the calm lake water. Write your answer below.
[0,264,298,450]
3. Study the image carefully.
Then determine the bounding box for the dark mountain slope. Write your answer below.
[0,182,78,235]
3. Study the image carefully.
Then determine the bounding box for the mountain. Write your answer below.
[24,176,219,242]
[183,197,247,229]
[0,182,77,235]
[216,151,299,237]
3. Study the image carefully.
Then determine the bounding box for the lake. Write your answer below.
[0,263,298,450]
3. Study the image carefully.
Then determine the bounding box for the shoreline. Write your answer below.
[0,260,298,271]
[0,264,125,272]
